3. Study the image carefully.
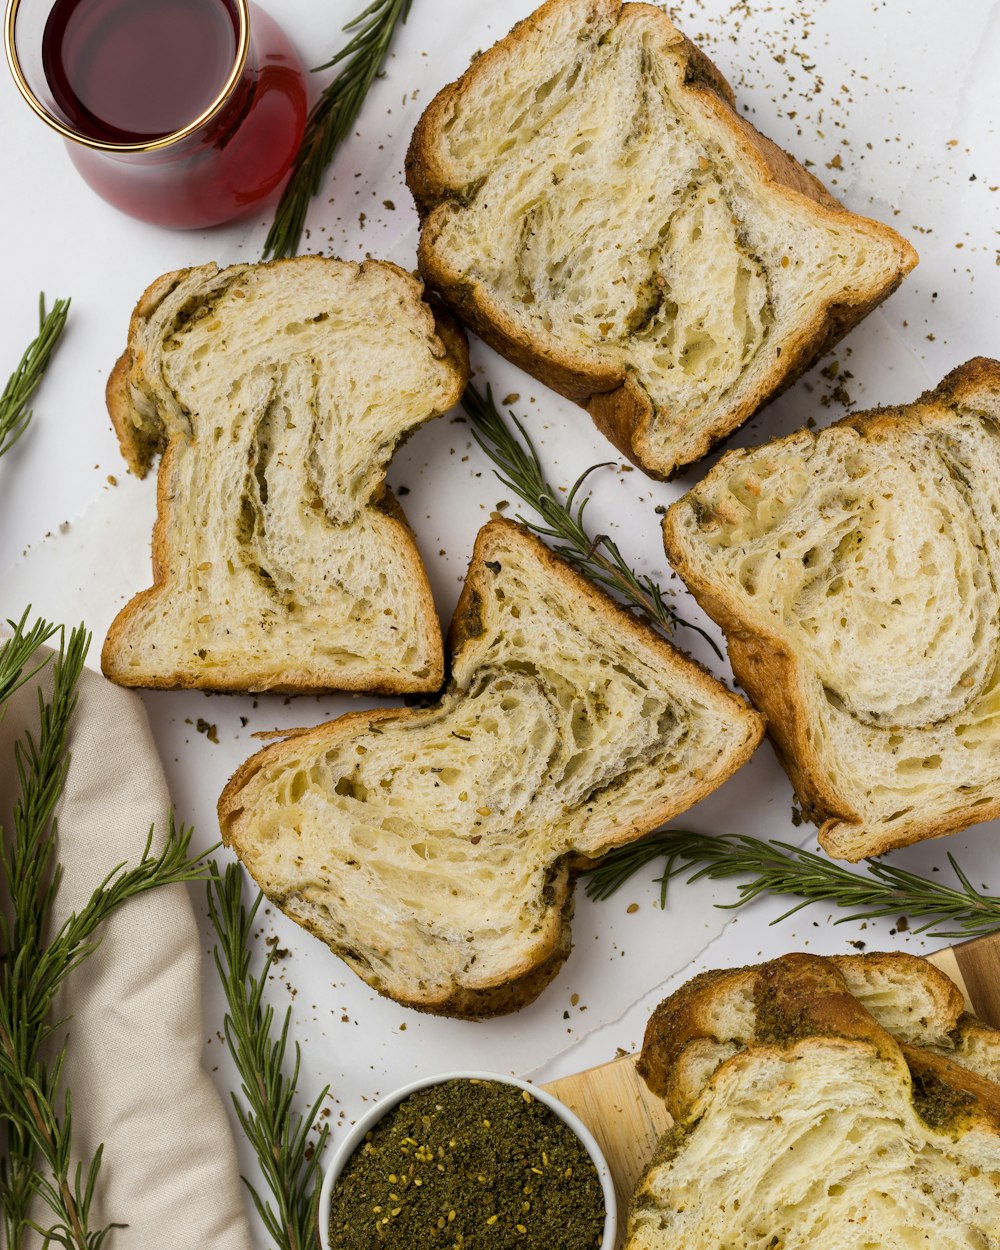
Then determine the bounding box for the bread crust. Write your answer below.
[102,256,469,695]
[630,952,1000,1247]
[636,965,752,1112]
[218,518,763,1018]
[639,951,1000,1123]
[664,358,1000,859]
[639,950,1000,1114]
[407,0,918,480]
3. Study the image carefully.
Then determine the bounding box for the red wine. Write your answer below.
[42,0,240,143]
[40,0,308,228]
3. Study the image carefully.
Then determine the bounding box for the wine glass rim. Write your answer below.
[3,0,251,154]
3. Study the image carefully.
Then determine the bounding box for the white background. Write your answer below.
[1,0,999,1242]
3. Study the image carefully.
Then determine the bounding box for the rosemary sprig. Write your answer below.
[463,383,723,658]
[0,609,59,705]
[0,617,213,1250]
[0,295,70,458]
[0,620,90,1250]
[585,828,1000,940]
[207,863,330,1250]
[263,0,413,260]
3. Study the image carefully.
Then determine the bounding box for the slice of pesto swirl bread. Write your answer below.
[406,0,916,480]
[664,359,1000,860]
[217,519,763,1018]
[626,954,1000,1250]
[637,952,1000,1123]
[102,257,468,693]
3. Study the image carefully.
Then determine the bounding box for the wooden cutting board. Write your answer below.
[542,931,1000,1248]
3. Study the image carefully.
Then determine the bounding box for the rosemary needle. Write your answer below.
[584,828,1000,940]
[462,383,723,658]
[263,0,413,260]
[0,295,70,458]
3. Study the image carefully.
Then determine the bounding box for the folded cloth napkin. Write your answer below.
[0,647,250,1250]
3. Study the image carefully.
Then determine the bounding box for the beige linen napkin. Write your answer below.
[0,649,250,1250]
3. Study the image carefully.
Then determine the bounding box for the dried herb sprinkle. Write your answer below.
[328,1078,605,1247]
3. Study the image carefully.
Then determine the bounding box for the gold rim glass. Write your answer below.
[4,0,250,154]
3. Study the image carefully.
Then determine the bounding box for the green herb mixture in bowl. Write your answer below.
[319,1070,615,1248]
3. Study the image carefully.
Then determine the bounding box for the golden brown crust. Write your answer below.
[901,1041,1000,1136]
[640,955,907,1119]
[105,352,155,478]
[367,907,574,1020]
[107,267,192,478]
[639,952,1000,1127]
[726,631,861,833]
[639,952,976,1088]
[637,965,752,1103]
[639,956,912,1126]
[585,377,657,470]
[407,0,918,480]
[835,356,1000,438]
[632,954,1000,1245]
[427,292,472,383]
[660,487,858,830]
[752,954,897,1056]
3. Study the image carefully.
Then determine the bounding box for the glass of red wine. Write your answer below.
[4,0,308,228]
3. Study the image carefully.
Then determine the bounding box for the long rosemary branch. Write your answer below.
[207,863,330,1250]
[0,617,73,1250]
[463,383,723,658]
[584,828,1000,940]
[263,0,413,260]
[0,296,70,458]
[0,619,213,1250]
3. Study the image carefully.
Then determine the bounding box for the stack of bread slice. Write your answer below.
[407,0,916,478]
[628,952,1000,1248]
[665,359,1000,859]
[218,519,763,1018]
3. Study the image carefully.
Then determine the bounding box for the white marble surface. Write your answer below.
[2,0,999,1242]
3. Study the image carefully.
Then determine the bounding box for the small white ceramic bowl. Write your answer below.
[318,1069,617,1249]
